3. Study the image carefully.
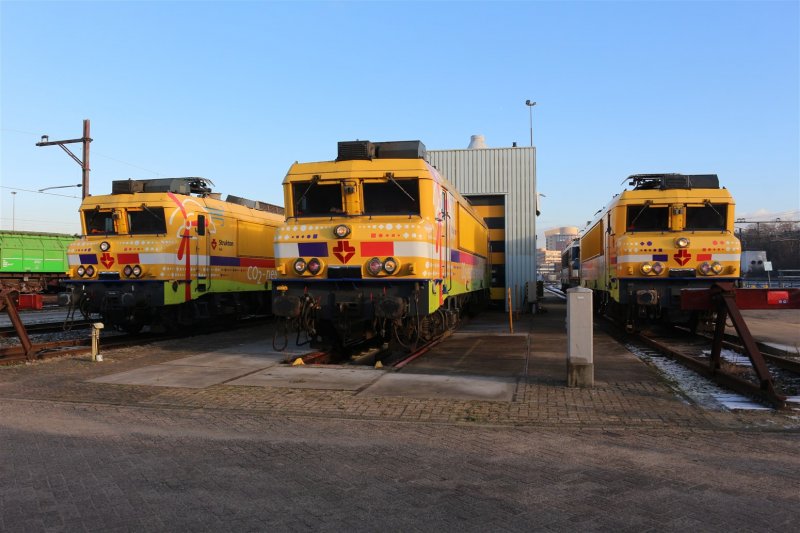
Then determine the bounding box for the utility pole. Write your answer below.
[11,192,16,231]
[36,119,92,199]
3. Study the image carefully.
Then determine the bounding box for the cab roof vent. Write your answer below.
[337,140,426,161]
[629,174,719,190]
[337,141,375,161]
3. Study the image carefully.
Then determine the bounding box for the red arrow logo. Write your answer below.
[211,238,217,250]
[100,252,115,269]
[332,240,356,264]
[673,249,691,266]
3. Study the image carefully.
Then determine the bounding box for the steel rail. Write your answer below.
[635,332,787,409]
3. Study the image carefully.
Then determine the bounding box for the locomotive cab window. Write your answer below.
[84,209,118,235]
[362,179,420,215]
[292,182,343,217]
[626,204,669,231]
[685,203,728,231]
[127,207,167,234]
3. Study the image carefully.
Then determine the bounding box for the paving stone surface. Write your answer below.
[1,300,799,531]
[229,365,383,390]
[360,372,517,401]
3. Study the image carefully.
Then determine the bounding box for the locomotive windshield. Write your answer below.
[127,207,167,234]
[84,209,117,235]
[626,204,669,231]
[685,203,728,231]
[362,179,420,215]
[292,182,343,217]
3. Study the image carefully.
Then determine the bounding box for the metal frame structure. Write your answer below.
[679,282,800,408]
[36,119,92,199]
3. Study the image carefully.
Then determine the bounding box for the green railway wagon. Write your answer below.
[0,231,75,293]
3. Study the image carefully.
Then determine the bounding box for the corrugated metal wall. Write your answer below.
[427,146,537,309]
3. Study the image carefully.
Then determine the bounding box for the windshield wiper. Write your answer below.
[627,201,652,230]
[385,173,416,203]
[294,175,320,215]
[84,206,106,235]
[704,200,724,226]
[86,206,100,226]
[140,203,163,222]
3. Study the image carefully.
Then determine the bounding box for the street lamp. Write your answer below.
[38,184,82,193]
[11,191,16,231]
[525,100,537,146]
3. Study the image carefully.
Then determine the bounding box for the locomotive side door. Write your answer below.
[441,189,451,293]
[195,214,210,292]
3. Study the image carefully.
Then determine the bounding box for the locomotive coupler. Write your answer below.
[375,297,406,320]
[273,293,302,318]
[635,289,659,306]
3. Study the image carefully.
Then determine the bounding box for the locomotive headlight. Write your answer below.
[640,262,653,274]
[652,262,664,275]
[307,258,322,275]
[100,241,111,252]
[123,265,133,277]
[699,262,712,275]
[367,257,383,276]
[293,258,307,274]
[77,266,86,277]
[711,262,723,274]
[675,237,690,248]
[333,224,351,238]
[132,265,142,277]
[383,257,398,274]
[86,265,95,277]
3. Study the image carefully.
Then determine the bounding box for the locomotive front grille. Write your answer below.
[668,269,696,278]
[98,272,121,281]
[328,266,362,279]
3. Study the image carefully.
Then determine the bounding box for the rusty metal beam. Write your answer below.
[681,283,800,310]
[0,290,34,360]
[715,287,777,393]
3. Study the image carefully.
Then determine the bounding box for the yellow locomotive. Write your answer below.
[580,174,741,328]
[65,178,284,331]
[272,140,490,350]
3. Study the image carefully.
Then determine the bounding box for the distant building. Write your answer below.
[545,226,579,253]
[536,248,561,280]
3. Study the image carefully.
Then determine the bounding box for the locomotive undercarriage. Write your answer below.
[599,279,734,332]
[272,280,485,355]
[65,281,270,333]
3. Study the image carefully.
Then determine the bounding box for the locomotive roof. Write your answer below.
[284,139,438,184]
[106,178,283,215]
[582,179,735,231]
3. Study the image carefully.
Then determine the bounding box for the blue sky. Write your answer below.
[2,1,798,241]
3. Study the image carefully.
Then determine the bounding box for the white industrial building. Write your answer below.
[428,135,537,311]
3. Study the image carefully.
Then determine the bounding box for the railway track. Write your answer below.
[0,315,273,366]
[0,320,92,338]
[631,325,799,409]
[0,333,138,366]
[717,332,800,374]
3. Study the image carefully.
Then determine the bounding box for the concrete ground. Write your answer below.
[1,295,799,531]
